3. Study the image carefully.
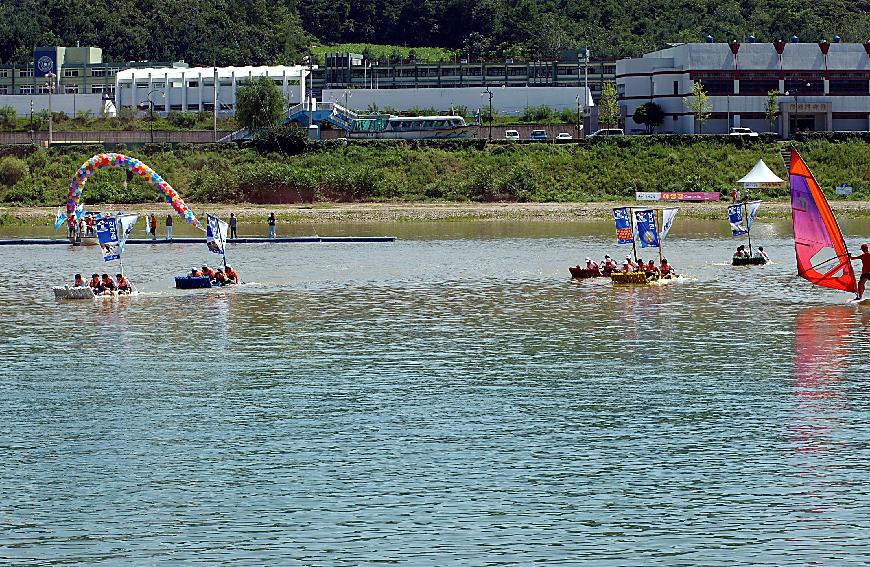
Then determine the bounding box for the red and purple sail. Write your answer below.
[789,149,856,293]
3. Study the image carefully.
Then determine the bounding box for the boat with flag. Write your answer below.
[788,148,865,303]
[728,199,765,265]
[53,213,139,299]
[175,214,239,289]
[610,206,679,284]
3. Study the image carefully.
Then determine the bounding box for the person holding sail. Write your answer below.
[851,243,870,300]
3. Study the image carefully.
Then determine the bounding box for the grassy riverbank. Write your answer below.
[1,136,870,212]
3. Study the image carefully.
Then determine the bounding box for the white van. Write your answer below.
[504,130,520,140]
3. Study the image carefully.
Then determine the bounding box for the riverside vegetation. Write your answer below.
[1,134,869,208]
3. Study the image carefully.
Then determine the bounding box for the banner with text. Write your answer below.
[634,209,660,248]
[95,216,120,262]
[612,207,634,244]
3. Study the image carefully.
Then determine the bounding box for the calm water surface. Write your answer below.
[1,219,869,565]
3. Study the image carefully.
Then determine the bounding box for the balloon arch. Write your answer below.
[67,153,202,229]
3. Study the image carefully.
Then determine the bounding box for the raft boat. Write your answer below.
[569,266,607,279]
[610,271,652,284]
[175,275,238,289]
[53,286,137,300]
[732,256,767,266]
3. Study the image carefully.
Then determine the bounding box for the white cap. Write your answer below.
[585,257,591,262]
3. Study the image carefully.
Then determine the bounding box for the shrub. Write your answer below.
[0,156,29,187]
[0,106,16,130]
[167,111,197,129]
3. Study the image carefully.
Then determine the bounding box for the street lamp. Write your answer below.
[343,89,352,136]
[481,86,493,140]
[44,72,56,146]
[141,88,164,143]
[575,94,582,138]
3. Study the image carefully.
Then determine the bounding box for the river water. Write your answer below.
[1,219,869,565]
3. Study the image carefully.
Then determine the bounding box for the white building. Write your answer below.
[115,65,311,116]
[616,41,870,136]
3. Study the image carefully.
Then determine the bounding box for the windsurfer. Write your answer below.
[851,243,870,299]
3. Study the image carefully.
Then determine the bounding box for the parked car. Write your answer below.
[729,127,759,137]
[556,132,573,140]
[529,129,548,140]
[586,128,624,138]
[504,129,520,140]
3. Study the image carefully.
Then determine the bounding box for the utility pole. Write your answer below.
[46,72,56,146]
[29,99,33,145]
[213,65,218,142]
[481,86,493,140]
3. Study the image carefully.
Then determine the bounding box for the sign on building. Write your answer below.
[34,48,57,78]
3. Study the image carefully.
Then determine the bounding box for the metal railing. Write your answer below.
[0,130,236,145]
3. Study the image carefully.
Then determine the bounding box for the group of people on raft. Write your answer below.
[72,273,134,295]
[577,254,678,280]
[733,245,770,261]
[189,264,239,286]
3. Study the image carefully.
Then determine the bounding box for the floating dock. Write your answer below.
[0,236,396,246]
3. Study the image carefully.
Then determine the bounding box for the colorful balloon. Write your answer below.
[66,152,203,229]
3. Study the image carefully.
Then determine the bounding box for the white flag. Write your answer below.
[660,207,679,242]
[746,200,762,231]
[206,214,228,255]
[117,214,139,253]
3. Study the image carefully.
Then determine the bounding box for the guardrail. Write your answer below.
[0,131,236,145]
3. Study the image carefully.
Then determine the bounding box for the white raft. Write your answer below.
[53,286,137,300]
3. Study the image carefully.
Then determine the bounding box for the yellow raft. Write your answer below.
[610,271,652,284]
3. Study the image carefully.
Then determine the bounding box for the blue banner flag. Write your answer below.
[612,207,634,244]
[728,204,748,236]
[53,208,66,231]
[95,216,120,262]
[634,209,659,248]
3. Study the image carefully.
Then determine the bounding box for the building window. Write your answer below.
[187,80,199,87]
[91,85,105,94]
[169,104,183,111]
[63,69,80,77]
[604,66,616,75]
[152,82,165,89]
[739,79,779,95]
[19,69,33,78]
[187,103,200,110]
[19,86,33,94]
[0,70,8,78]
[829,80,868,95]
[38,85,51,94]
[0,87,7,95]
[91,69,106,77]
[673,80,679,95]
[64,85,79,94]
[107,68,119,76]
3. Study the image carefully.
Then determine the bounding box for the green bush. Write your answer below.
[0,156,29,187]
[167,111,197,129]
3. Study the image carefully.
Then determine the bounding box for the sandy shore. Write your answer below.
[4,200,870,225]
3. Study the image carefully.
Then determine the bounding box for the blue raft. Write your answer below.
[175,275,214,289]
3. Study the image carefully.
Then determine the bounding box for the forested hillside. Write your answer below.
[2,0,870,64]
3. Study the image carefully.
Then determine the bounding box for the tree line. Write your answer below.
[3,0,870,65]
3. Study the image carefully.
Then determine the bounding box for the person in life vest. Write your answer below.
[851,243,870,300]
[85,215,95,236]
[660,259,677,279]
[584,257,600,275]
[601,255,617,275]
[202,265,216,280]
[116,273,132,294]
[625,256,637,272]
[734,245,749,259]
[214,269,228,286]
[73,274,86,287]
[149,214,157,241]
[637,258,646,274]
[225,265,239,284]
[88,273,101,291]
[100,273,116,294]
[190,267,202,277]
[646,260,659,276]
[756,246,770,262]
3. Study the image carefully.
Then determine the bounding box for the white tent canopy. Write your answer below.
[736,159,785,188]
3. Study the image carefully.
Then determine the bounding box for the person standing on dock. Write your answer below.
[149,214,157,241]
[267,212,276,239]
[229,213,237,240]
[165,214,173,240]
